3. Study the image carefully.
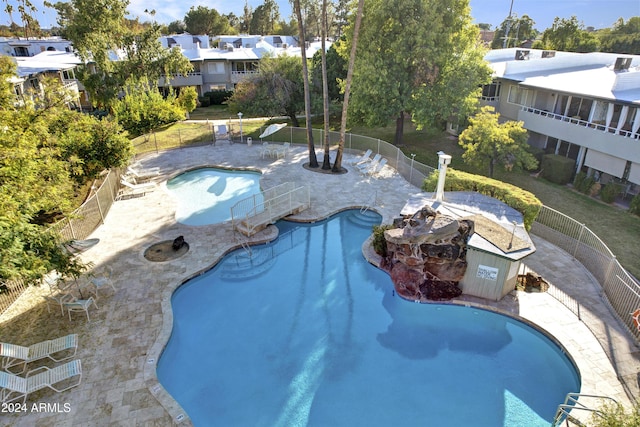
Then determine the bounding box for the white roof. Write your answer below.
[14,51,82,77]
[487,48,640,104]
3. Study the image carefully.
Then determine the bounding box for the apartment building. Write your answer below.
[481,48,640,196]
[0,36,72,57]
[158,34,323,94]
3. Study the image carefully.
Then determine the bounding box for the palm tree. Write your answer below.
[293,0,319,168]
[332,0,364,172]
[320,0,332,170]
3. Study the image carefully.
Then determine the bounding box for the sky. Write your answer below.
[2,0,640,32]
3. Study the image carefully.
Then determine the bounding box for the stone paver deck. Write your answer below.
[0,142,638,426]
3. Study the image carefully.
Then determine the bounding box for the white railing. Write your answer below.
[230,182,310,236]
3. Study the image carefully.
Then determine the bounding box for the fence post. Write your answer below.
[95,191,105,224]
[573,223,586,258]
[178,128,182,147]
[68,217,77,240]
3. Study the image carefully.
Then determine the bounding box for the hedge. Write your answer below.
[422,168,542,231]
[541,154,575,185]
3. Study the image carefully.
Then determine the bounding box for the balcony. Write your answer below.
[518,106,640,163]
[231,71,259,84]
[159,72,203,87]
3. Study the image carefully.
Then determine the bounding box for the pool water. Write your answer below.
[158,210,580,426]
[166,168,262,226]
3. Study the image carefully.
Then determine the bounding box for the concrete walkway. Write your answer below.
[0,142,638,426]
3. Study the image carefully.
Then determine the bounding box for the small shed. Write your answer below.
[401,192,536,301]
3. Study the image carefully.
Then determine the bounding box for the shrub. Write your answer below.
[541,154,575,185]
[575,172,596,194]
[422,168,542,231]
[600,183,622,204]
[573,171,587,190]
[630,194,640,216]
[372,225,393,257]
[589,401,640,427]
[204,90,233,105]
[198,96,210,108]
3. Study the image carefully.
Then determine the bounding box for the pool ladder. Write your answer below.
[360,190,377,214]
[552,393,619,426]
[234,231,253,257]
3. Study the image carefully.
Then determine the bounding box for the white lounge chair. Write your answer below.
[348,149,372,165]
[63,297,98,322]
[356,153,382,173]
[0,359,82,404]
[367,158,388,177]
[118,177,157,199]
[215,124,229,141]
[125,166,160,181]
[1,334,78,374]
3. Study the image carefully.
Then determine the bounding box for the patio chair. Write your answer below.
[356,153,382,173]
[0,359,82,404]
[86,267,116,299]
[63,297,98,322]
[43,292,74,316]
[1,334,78,374]
[118,177,157,200]
[215,124,229,141]
[348,149,372,165]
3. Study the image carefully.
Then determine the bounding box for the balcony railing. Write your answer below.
[521,106,639,139]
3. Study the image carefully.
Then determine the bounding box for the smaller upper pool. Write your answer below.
[166,167,262,226]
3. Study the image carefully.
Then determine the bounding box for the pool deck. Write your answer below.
[1,141,639,426]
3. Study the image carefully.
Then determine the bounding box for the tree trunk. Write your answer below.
[320,0,331,170]
[394,112,405,146]
[333,0,364,173]
[290,113,300,128]
[294,0,318,168]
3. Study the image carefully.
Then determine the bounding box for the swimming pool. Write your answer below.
[166,167,262,226]
[158,210,580,426]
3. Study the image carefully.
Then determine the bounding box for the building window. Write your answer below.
[507,86,532,106]
[14,46,29,57]
[207,62,225,74]
[481,82,501,100]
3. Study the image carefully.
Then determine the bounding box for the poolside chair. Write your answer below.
[1,334,78,374]
[366,158,388,177]
[43,292,74,316]
[118,177,157,200]
[0,359,82,404]
[124,165,160,181]
[63,297,98,322]
[86,267,116,299]
[356,153,381,173]
[348,149,372,165]
[215,124,229,141]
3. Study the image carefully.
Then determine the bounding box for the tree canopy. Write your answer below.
[0,57,131,282]
[491,14,538,49]
[348,0,492,145]
[597,17,640,54]
[458,106,537,178]
[226,55,304,127]
[533,16,600,52]
[184,5,233,36]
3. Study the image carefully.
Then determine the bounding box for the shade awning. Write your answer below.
[583,149,627,178]
[628,162,640,185]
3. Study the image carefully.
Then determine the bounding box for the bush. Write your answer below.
[574,172,596,194]
[198,96,210,108]
[600,183,622,204]
[630,194,640,216]
[589,401,640,427]
[204,90,233,105]
[541,154,575,185]
[372,225,393,257]
[422,168,542,231]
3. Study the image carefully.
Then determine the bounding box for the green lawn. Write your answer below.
[136,111,640,278]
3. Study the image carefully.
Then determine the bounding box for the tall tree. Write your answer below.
[54,0,191,108]
[597,17,640,54]
[226,56,304,126]
[491,14,538,49]
[458,106,537,178]
[349,0,491,146]
[251,0,280,35]
[184,5,231,36]
[0,59,130,282]
[319,0,331,170]
[293,0,319,167]
[534,16,599,52]
[332,0,364,172]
